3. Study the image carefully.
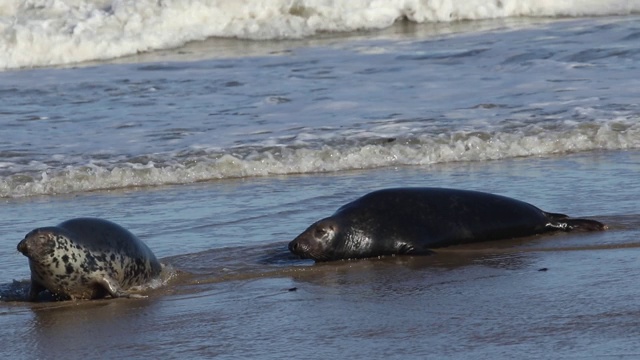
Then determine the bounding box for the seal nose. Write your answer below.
[17,238,28,255]
[289,238,310,256]
[288,240,299,253]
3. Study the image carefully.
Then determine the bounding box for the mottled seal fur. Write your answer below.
[288,187,606,261]
[17,217,162,301]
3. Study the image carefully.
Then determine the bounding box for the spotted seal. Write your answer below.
[288,187,606,261]
[17,217,162,301]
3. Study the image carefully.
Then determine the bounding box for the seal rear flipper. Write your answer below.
[547,218,607,232]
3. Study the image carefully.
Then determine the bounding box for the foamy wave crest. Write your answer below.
[1,0,638,69]
[1,120,637,198]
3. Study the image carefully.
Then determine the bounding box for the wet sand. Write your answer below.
[4,225,640,359]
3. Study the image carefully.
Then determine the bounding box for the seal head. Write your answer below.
[289,216,417,261]
[288,219,342,261]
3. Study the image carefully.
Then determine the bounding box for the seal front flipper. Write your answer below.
[398,242,436,256]
[95,275,146,299]
[28,281,46,301]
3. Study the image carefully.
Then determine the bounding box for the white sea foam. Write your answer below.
[1,0,638,69]
[1,120,637,198]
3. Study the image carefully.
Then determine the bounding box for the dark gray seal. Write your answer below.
[17,217,162,301]
[288,187,606,261]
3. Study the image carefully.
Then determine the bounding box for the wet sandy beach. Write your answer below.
[5,236,640,359]
[1,151,639,359]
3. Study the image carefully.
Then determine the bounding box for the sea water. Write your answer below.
[1,1,639,358]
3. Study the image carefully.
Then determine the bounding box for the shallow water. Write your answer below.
[1,16,639,197]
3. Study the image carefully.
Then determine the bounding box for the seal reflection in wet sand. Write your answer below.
[288,188,606,261]
[17,217,162,301]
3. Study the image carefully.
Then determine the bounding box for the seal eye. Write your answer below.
[314,227,326,238]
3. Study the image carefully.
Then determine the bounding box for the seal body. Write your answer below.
[17,218,162,301]
[288,188,606,261]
